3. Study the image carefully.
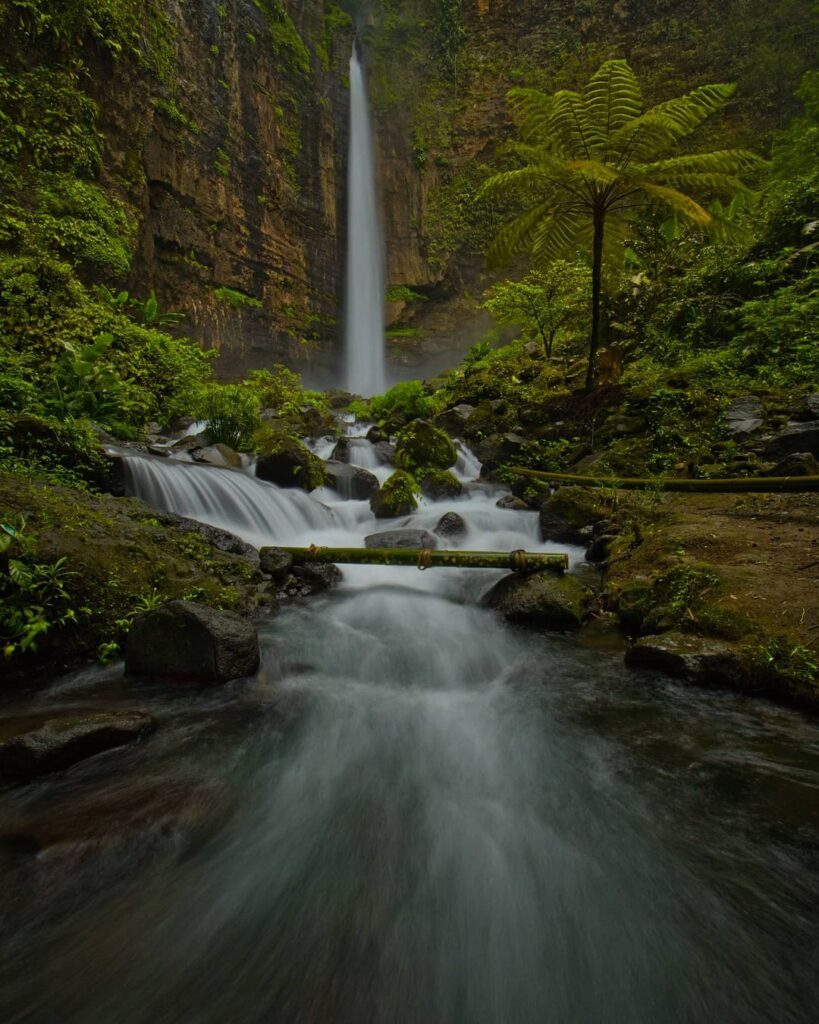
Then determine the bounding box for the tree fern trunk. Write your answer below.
[587,208,605,390]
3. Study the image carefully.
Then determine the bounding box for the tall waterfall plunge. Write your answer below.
[344,44,386,397]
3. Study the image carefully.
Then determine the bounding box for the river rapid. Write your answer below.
[0,434,817,1023]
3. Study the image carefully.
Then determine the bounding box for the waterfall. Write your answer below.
[344,43,386,398]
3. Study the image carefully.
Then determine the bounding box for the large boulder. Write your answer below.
[394,419,457,475]
[193,443,242,469]
[259,547,294,583]
[126,601,260,684]
[434,512,467,541]
[434,404,475,436]
[372,441,396,465]
[420,470,463,500]
[0,711,157,780]
[625,631,746,689]
[277,563,342,602]
[764,422,819,460]
[255,435,326,490]
[724,396,764,437]
[365,528,438,550]
[152,512,259,564]
[370,471,418,519]
[324,461,380,500]
[482,572,589,631]
[793,393,819,422]
[770,452,819,477]
[539,486,604,544]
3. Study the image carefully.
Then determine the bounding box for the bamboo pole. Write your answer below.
[277,546,568,573]
[509,468,819,494]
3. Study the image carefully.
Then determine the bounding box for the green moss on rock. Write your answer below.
[395,419,457,476]
[253,429,326,491]
[370,471,419,519]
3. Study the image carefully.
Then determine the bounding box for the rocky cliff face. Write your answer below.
[75,0,819,382]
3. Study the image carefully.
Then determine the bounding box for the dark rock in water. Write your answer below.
[170,415,197,433]
[764,421,819,460]
[539,487,604,544]
[434,404,475,436]
[496,495,529,511]
[420,470,463,500]
[256,435,326,490]
[0,711,156,780]
[152,512,259,564]
[193,443,242,469]
[366,425,387,443]
[278,563,343,601]
[330,436,352,463]
[147,444,171,457]
[372,441,396,465]
[434,512,467,540]
[259,547,294,583]
[171,434,203,451]
[625,632,746,689]
[482,572,589,631]
[370,471,418,519]
[585,533,617,563]
[725,396,764,437]
[126,601,260,684]
[365,528,438,550]
[324,461,380,500]
[770,451,819,476]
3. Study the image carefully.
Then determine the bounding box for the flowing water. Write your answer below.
[344,46,386,397]
[1,442,818,1023]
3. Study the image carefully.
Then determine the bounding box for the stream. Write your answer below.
[1,436,818,1023]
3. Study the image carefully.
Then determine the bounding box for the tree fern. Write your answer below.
[481,60,762,387]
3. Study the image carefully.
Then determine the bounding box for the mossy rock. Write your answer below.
[0,472,264,679]
[370,471,418,519]
[4,414,117,491]
[394,419,456,476]
[539,486,605,543]
[420,470,463,500]
[254,431,326,491]
[482,571,590,631]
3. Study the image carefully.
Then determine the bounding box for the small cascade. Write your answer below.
[122,456,338,549]
[344,43,386,397]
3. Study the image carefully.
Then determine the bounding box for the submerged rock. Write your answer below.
[126,601,260,684]
[324,461,380,500]
[372,441,396,465]
[496,495,530,511]
[625,631,746,689]
[482,572,589,631]
[0,711,156,780]
[434,512,467,540]
[365,528,438,550]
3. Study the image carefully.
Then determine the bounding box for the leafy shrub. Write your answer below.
[356,380,436,425]
[201,384,261,450]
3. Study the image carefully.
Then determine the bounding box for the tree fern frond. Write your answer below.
[486,201,555,267]
[565,159,625,187]
[506,87,556,144]
[530,209,586,264]
[549,90,596,159]
[582,59,643,143]
[647,172,750,195]
[641,149,763,176]
[478,167,562,200]
[632,181,713,224]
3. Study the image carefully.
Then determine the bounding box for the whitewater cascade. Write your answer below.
[344,43,386,397]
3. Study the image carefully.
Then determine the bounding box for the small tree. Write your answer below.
[481,261,589,359]
[481,59,761,387]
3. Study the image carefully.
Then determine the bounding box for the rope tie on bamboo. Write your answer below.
[509,549,528,573]
[417,548,433,571]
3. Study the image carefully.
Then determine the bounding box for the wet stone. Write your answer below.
[364,529,438,550]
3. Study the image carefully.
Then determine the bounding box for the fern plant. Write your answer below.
[481,60,762,387]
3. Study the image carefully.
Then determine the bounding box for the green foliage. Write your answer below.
[252,0,311,77]
[354,380,437,425]
[395,420,457,476]
[201,384,261,451]
[482,262,590,358]
[214,146,231,177]
[386,285,427,303]
[482,59,762,386]
[214,286,263,309]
